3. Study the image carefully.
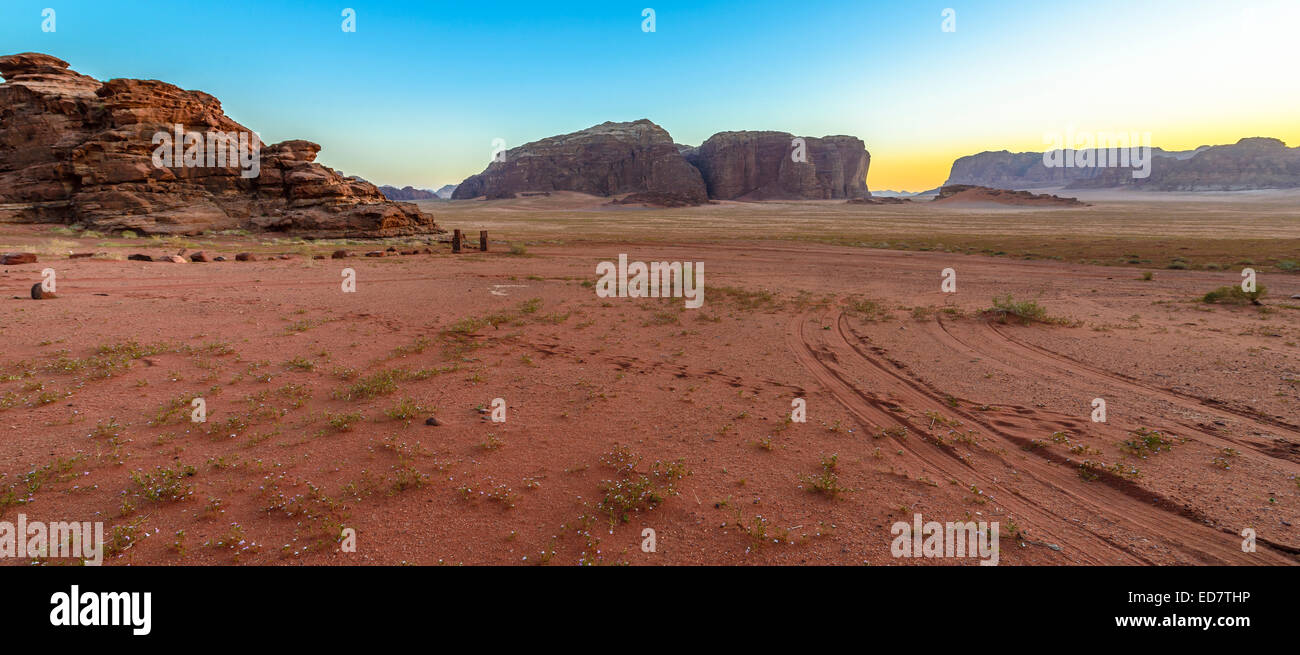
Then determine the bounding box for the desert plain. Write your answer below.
[1,190,1298,565]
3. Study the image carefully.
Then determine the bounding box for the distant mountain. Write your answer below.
[378,185,439,201]
[945,138,1299,191]
[434,184,457,199]
[871,190,920,197]
[453,119,708,203]
[452,119,871,202]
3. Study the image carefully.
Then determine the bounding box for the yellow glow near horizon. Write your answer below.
[868,123,1300,193]
[864,1,1300,192]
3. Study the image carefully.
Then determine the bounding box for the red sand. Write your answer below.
[1,241,1297,565]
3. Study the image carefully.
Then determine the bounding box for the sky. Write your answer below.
[2,0,1297,192]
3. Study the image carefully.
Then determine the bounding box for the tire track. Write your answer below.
[789,306,1294,564]
[787,308,1147,564]
[986,321,1300,435]
[929,316,1300,467]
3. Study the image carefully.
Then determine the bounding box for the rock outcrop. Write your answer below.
[683,132,870,200]
[434,184,457,199]
[932,185,1088,207]
[452,121,871,203]
[0,52,438,236]
[452,120,707,204]
[378,185,438,201]
[946,138,1300,191]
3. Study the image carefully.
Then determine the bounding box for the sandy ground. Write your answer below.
[1,196,1298,566]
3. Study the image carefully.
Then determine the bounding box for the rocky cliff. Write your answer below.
[452,119,708,204]
[946,138,1300,191]
[0,52,437,236]
[684,132,870,200]
[451,121,871,203]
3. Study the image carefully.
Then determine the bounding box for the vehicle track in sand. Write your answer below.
[927,316,1300,466]
[787,304,1297,564]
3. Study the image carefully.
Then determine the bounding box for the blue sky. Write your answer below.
[3,0,1296,191]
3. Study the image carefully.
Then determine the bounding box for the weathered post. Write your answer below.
[479,230,488,251]
[452,229,462,253]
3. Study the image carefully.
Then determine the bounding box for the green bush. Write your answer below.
[1202,284,1266,305]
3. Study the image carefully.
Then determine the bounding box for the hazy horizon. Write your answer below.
[2,0,1296,192]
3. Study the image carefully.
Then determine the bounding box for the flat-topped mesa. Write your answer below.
[452,119,708,204]
[684,131,870,200]
[0,52,438,236]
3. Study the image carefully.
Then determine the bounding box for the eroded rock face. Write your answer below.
[0,52,438,236]
[684,132,870,200]
[946,138,1300,191]
[452,119,708,204]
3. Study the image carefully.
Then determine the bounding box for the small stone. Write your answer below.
[1,252,38,265]
[424,417,441,426]
[189,251,209,262]
[365,251,384,257]
[213,256,227,262]
[127,254,153,262]
[165,255,186,263]
[331,250,349,259]
[68,253,95,259]
[235,253,254,261]
[30,283,55,300]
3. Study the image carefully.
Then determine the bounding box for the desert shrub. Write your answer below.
[984,295,1058,324]
[1202,284,1266,305]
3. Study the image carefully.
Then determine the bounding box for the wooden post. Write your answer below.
[452,229,462,253]
[479,230,488,251]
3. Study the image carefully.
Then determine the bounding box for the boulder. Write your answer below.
[0,252,37,265]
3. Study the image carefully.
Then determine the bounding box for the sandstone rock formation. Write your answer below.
[452,121,871,203]
[683,132,870,200]
[452,120,708,204]
[0,52,438,236]
[946,138,1300,191]
[434,184,457,199]
[378,185,438,201]
[932,185,1088,207]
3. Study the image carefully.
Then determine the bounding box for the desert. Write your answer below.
[1,4,1298,571]
[1,184,1297,565]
